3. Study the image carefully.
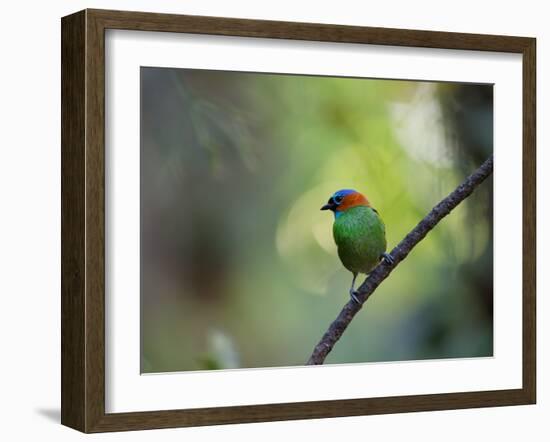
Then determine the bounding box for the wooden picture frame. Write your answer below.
[61,8,536,433]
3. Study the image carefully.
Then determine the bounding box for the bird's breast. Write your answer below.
[332,206,387,274]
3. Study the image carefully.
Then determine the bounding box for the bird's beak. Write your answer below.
[321,203,333,211]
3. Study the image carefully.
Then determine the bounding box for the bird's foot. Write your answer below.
[381,252,395,265]
[349,289,361,304]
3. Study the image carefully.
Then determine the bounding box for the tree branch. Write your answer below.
[306,154,494,365]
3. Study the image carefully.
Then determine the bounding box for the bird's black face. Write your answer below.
[321,194,344,211]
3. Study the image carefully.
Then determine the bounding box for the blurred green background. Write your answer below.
[140,67,493,373]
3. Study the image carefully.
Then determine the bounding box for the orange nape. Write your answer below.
[337,191,371,211]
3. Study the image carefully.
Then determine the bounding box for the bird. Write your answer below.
[321,189,394,304]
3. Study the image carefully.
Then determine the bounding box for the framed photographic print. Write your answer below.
[61,9,536,433]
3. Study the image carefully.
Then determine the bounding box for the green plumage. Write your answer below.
[333,206,387,275]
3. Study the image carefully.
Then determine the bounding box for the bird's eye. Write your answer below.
[334,195,343,204]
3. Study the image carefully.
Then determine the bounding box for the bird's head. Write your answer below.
[321,189,370,217]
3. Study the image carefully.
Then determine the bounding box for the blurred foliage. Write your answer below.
[140,67,493,372]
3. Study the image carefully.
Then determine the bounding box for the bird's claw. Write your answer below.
[381,252,395,265]
[349,289,361,304]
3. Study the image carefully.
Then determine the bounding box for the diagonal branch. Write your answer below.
[306,154,494,365]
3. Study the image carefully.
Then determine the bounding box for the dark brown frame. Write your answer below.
[61,9,536,433]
